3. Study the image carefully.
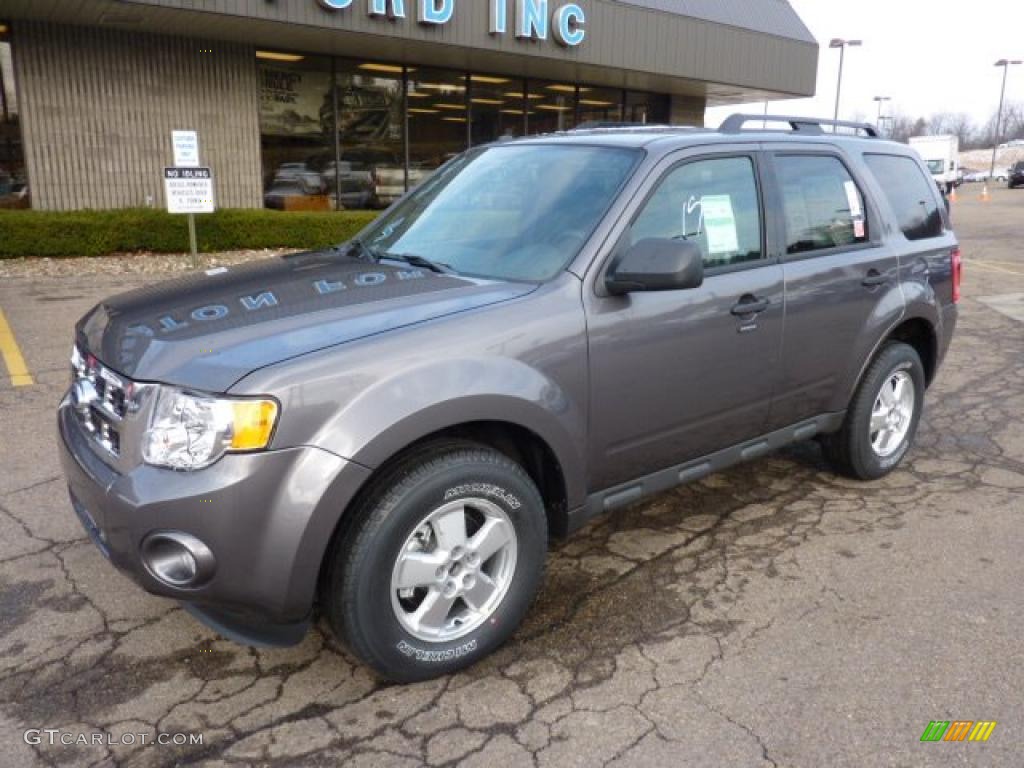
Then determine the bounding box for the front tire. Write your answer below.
[325,442,547,682]
[823,342,926,480]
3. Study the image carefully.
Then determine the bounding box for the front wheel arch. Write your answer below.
[314,421,569,608]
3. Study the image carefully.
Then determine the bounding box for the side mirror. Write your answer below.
[605,238,704,296]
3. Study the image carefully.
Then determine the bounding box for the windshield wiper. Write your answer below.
[380,252,455,275]
[336,238,381,263]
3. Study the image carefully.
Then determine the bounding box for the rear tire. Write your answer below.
[325,441,547,682]
[822,342,925,480]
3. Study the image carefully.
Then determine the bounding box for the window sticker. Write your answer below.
[843,180,863,218]
[701,195,739,254]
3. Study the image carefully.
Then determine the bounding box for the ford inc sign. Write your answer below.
[317,0,587,47]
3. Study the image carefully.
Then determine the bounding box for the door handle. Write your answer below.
[730,296,770,316]
[862,270,887,287]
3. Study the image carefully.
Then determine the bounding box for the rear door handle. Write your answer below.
[862,270,887,287]
[731,296,771,316]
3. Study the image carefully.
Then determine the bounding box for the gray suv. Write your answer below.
[58,116,960,681]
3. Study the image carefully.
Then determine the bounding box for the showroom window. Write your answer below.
[625,91,670,125]
[469,74,526,145]
[407,67,469,190]
[257,52,335,211]
[577,86,624,127]
[334,60,404,210]
[256,51,676,211]
[528,81,578,134]
[0,23,28,209]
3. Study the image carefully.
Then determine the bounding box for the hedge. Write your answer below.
[0,208,380,258]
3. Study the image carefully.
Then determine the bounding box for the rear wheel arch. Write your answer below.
[847,315,939,403]
[885,316,938,387]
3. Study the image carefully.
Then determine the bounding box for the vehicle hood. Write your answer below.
[77,250,535,392]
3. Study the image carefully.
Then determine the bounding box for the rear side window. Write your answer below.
[774,155,870,255]
[629,156,763,270]
[863,154,944,241]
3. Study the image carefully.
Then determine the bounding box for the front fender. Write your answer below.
[234,275,589,509]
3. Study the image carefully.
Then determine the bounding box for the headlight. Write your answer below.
[142,387,279,470]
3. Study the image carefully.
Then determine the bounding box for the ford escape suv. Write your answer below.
[58,115,959,681]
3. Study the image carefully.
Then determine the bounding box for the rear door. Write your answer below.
[763,146,904,428]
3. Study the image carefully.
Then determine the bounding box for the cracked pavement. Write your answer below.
[1,187,1023,767]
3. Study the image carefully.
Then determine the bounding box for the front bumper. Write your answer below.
[57,399,372,643]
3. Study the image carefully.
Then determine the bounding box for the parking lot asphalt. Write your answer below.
[1,186,1023,767]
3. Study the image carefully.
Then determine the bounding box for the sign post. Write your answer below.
[187,212,198,265]
[167,131,209,269]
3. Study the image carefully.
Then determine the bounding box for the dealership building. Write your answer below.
[0,0,817,212]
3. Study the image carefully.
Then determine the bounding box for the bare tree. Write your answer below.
[886,112,920,143]
[927,112,975,145]
[928,112,953,135]
[977,101,1024,148]
[1001,102,1024,142]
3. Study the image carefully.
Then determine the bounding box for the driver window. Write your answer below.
[629,156,763,269]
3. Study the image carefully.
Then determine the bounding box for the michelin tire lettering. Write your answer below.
[397,639,478,662]
[444,483,521,509]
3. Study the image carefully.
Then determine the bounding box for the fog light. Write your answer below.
[141,532,215,588]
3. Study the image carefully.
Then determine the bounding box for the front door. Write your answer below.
[586,152,784,491]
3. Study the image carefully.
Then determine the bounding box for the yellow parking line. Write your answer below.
[964,260,1024,277]
[975,257,1024,268]
[0,308,34,387]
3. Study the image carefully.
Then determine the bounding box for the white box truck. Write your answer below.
[909,135,960,194]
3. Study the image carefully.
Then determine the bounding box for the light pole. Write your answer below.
[830,38,862,126]
[873,95,891,131]
[990,59,1022,178]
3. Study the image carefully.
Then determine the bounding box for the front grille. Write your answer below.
[70,346,135,460]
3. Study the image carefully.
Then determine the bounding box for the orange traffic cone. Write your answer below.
[949,186,958,203]
[980,184,991,202]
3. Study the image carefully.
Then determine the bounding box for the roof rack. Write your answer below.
[719,114,879,138]
[565,123,705,135]
[573,121,656,129]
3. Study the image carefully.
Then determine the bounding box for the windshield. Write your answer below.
[926,159,944,175]
[356,144,641,282]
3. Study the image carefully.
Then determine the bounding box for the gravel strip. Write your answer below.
[0,249,301,279]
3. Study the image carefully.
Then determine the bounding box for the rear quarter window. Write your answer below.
[863,154,944,241]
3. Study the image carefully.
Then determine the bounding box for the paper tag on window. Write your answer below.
[844,180,863,218]
[701,195,739,255]
[853,218,865,239]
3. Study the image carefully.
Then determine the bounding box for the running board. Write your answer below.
[567,413,845,535]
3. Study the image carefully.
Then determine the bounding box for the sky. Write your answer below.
[705,0,1024,130]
